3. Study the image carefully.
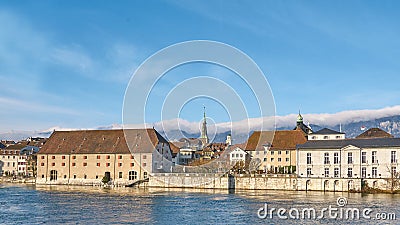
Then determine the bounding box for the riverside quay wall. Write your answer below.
[148,173,379,192]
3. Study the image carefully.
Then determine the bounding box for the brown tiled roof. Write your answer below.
[356,128,394,139]
[245,130,307,151]
[168,142,180,154]
[39,129,168,154]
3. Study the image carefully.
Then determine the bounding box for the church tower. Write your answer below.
[200,106,209,146]
[294,110,313,135]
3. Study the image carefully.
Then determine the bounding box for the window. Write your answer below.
[336,135,341,139]
[334,168,339,178]
[143,155,147,159]
[130,155,134,159]
[143,163,147,167]
[130,163,135,167]
[362,152,367,164]
[73,175,76,179]
[236,153,239,158]
[392,167,397,176]
[72,162,76,166]
[348,168,353,177]
[106,155,110,159]
[96,175,99,179]
[106,163,110,167]
[270,158,274,162]
[129,171,137,180]
[372,167,377,178]
[347,152,353,164]
[84,175,87,179]
[61,163,65,166]
[278,151,282,155]
[286,158,289,162]
[83,156,87,159]
[72,156,76,159]
[263,158,267,162]
[306,153,312,164]
[270,151,274,155]
[324,152,329,164]
[64,175,67,179]
[324,136,329,139]
[52,156,55,159]
[391,151,397,163]
[118,155,123,159]
[52,163,55,166]
[41,174,44,178]
[119,172,123,179]
[62,156,66,159]
[362,167,366,178]
[324,168,329,177]
[50,170,57,181]
[41,156,45,159]
[144,172,148,179]
[97,163,100,167]
[372,151,377,164]
[286,151,289,155]
[119,163,122,167]
[334,152,339,164]
[83,162,87,166]
[278,158,282,162]
[240,154,243,158]
[307,168,312,177]
[41,163,44,166]
[97,155,101,159]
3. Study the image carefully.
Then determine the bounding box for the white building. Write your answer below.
[297,138,400,180]
[229,147,247,165]
[308,128,345,141]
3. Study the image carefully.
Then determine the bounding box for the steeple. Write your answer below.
[200,106,209,146]
[297,110,303,124]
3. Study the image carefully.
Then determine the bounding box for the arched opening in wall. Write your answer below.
[373,181,378,189]
[50,170,57,181]
[306,180,311,192]
[334,180,339,192]
[324,180,329,192]
[348,180,354,191]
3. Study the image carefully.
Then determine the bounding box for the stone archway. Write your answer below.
[334,180,339,192]
[306,179,311,191]
[324,180,329,192]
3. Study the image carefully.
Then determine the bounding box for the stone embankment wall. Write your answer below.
[149,173,370,192]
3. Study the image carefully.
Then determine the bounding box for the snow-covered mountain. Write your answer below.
[2,106,400,143]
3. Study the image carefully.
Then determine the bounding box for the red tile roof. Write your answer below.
[245,130,307,151]
[39,129,168,154]
[356,128,394,139]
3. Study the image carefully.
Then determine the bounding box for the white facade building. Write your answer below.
[308,128,345,141]
[297,138,400,180]
[229,147,247,165]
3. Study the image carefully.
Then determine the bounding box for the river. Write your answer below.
[0,184,398,224]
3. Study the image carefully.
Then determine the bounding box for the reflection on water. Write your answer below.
[0,183,399,224]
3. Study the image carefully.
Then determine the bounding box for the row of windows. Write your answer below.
[45,170,146,180]
[231,153,244,158]
[1,155,26,159]
[306,166,390,178]
[306,151,397,165]
[270,150,289,155]
[41,155,138,160]
[41,162,143,167]
[266,157,290,162]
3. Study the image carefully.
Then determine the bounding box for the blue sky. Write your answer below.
[1,1,400,132]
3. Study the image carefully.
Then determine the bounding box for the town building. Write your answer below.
[245,130,307,173]
[308,128,345,140]
[36,129,173,185]
[297,128,400,188]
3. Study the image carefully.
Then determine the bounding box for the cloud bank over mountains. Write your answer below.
[2,105,400,141]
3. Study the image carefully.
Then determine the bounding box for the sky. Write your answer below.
[1,0,400,132]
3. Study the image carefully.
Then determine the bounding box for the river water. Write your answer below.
[0,183,398,224]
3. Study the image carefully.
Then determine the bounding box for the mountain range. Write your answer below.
[2,107,400,144]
